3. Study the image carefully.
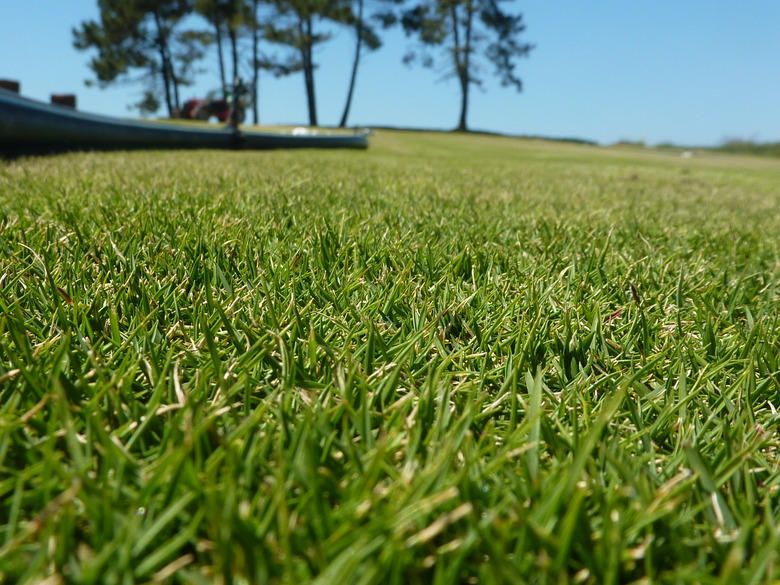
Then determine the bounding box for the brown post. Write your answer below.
[0,79,21,93]
[51,94,77,109]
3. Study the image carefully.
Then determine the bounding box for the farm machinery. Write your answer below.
[180,83,250,124]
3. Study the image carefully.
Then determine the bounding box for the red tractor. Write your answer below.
[181,85,249,124]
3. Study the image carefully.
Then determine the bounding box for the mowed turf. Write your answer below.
[1,131,780,584]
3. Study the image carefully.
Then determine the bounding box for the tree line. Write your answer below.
[73,0,533,132]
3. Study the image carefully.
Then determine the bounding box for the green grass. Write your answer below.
[1,131,780,584]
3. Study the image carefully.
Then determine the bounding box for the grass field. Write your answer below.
[1,131,780,584]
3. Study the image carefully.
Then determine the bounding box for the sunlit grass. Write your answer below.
[1,131,780,584]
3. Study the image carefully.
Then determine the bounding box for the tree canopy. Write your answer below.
[74,0,197,117]
[74,0,533,129]
[401,0,533,131]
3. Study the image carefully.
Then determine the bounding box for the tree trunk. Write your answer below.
[251,0,259,124]
[170,49,180,112]
[339,0,364,128]
[171,69,180,111]
[456,76,469,131]
[228,26,240,127]
[215,20,227,94]
[300,16,318,126]
[229,28,239,84]
[454,3,474,132]
[153,10,175,117]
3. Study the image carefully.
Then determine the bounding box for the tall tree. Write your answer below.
[224,0,247,85]
[249,0,286,124]
[74,0,195,117]
[338,0,398,128]
[251,0,261,123]
[194,0,229,92]
[195,0,252,89]
[265,0,352,126]
[401,0,533,131]
[195,0,276,124]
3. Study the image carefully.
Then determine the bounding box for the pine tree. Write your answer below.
[74,0,196,117]
[338,0,403,128]
[401,0,533,131]
[265,0,353,126]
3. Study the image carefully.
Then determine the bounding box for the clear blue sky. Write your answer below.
[3,1,779,145]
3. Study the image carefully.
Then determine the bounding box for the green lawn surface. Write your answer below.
[1,131,780,584]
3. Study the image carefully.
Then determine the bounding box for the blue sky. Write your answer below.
[3,1,779,145]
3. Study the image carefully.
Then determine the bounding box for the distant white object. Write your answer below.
[292,127,317,136]
[681,151,693,158]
